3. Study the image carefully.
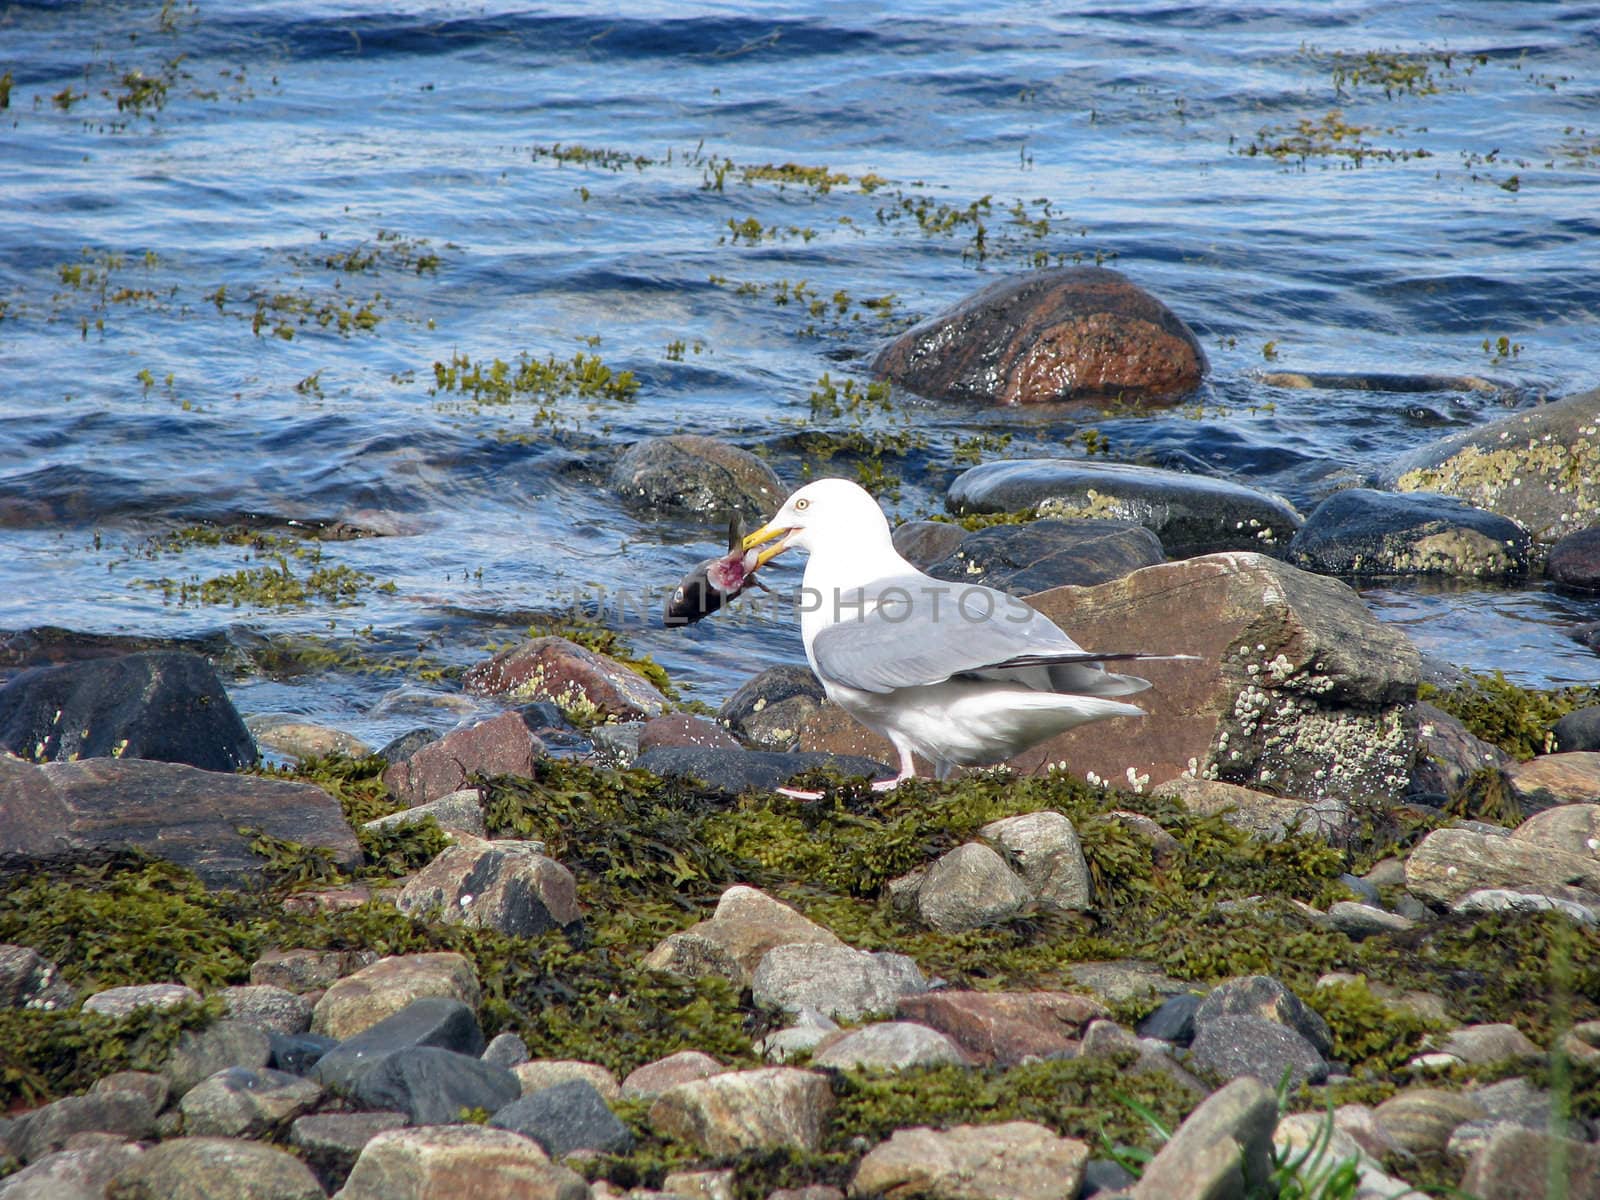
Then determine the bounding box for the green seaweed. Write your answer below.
[1423,670,1600,761]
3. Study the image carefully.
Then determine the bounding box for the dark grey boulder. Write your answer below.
[1288,488,1529,579]
[1194,975,1332,1056]
[11,1089,159,1163]
[313,997,485,1094]
[610,433,787,522]
[0,650,254,770]
[924,518,1163,593]
[1187,1014,1329,1089]
[633,747,891,796]
[269,1031,339,1077]
[718,666,827,752]
[351,1046,520,1125]
[0,755,362,889]
[1136,992,1201,1046]
[947,459,1301,557]
[376,727,438,765]
[1553,706,1600,754]
[1547,526,1600,590]
[165,1019,273,1097]
[490,1078,636,1157]
[891,521,967,569]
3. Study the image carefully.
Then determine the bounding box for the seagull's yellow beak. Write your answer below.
[741,520,794,569]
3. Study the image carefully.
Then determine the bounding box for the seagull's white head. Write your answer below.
[742,477,891,566]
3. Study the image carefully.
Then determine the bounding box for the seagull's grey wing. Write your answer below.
[810,574,1103,694]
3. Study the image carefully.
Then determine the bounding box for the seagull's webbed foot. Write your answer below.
[776,770,915,801]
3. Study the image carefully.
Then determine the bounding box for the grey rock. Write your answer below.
[268,1032,337,1077]
[891,520,967,569]
[482,1031,530,1070]
[1327,901,1415,938]
[1510,802,1600,860]
[1459,1125,1600,1200]
[220,985,314,1036]
[811,1022,968,1071]
[178,1066,322,1138]
[0,650,255,771]
[376,727,439,765]
[1136,993,1201,1046]
[948,458,1301,557]
[752,943,928,1022]
[0,1139,143,1200]
[1155,778,1352,845]
[1373,1088,1487,1155]
[363,789,486,840]
[647,1068,833,1155]
[395,838,580,937]
[314,996,484,1093]
[588,721,643,767]
[759,1008,841,1064]
[1548,527,1600,590]
[1426,1023,1543,1066]
[289,1110,408,1177]
[850,1120,1090,1200]
[1553,706,1600,752]
[1287,487,1530,579]
[0,945,74,1013]
[1406,826,1600,907]
[337,1125,590,1200]
[11,1091,157,1164]
[643,884,845,987]
[351,1046,520,1125]
[82,983,200,1019]
[910,842,1032,932]
[610,434,787,523]
[1131,1076,1278,1200]
[718,667,826,752]
[924,518,1165,594]
[633,747,890,796]
[1194,975,1333,1056]
[1409,701,1511,797]
[1187,1014,1329,1088]
[249,947,377,994]
[90,1071,169,1112]
[164,1020,273,1098]
[1452,887,1600,925]
[982,810,1093,911]
[490,1078,635,1156]
[310,951,481,1041]
[103,1136,325,1200]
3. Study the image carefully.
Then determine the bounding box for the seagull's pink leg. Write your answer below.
[778,742,918,799]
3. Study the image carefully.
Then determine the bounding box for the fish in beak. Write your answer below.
[664,515,774,627]
[740,519,796,569]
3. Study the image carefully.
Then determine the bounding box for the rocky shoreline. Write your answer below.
[3,278,1600,1200]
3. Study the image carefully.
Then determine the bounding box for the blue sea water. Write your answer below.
[2,0,1598,745]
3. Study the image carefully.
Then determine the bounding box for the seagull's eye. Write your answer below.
[794,498,810,511]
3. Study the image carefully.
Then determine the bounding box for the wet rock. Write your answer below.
[380,711,543,808]
[219,985,313,1036]
[1410,701,1512,796]
[1375,384,1600,542]
[1373,1088,1487,1155]
[363,789,486,839]
[0,945,74,1013]
[890,520,967,569]
[752,943,928,1022]
[514,1060,621,1102]
[1553,706,1600,753]
[1154,778,1351,844]
[490,1078,635,1157]
[105,1136,325,1200]
[588,720,642,767]
[0,756,361,888]
[1460,1126,1600,1200]
[871,266,1207,406]
[310,952,481,1041]
[924,518,1165,594]
[376,727,438,764]
[250,948,377,994]
[0,650,255,771]
[353,1046,520,1125]
[1511,801,1600,859]
[0,1139,143,1200]
[1136,993,1202,1046]
[948,459,1300,557]
[464,635,666,722]
[812,1021,968,1071]
[1326,901,1415,938]
[904,842,1032,932]
[336,1125,589,1200]
[1547,525,1600,589]
[632,746,890,796]
[800,552,1420,802]
[1287,487,1530,579]
[313,996,485,1093]
[1188,1014,1329,1088]
[717,666,827,752]
[1503,754,1600,813]
[1424,1023,1543,1066]
[980,811,1092,911]
[647,1067,833,1154]
[179,1066,322,1138]
[1405,826,1600,907]
[1130,1076,1277,1200]
[395,838,580,937]
[165,1020,273,1097]
[81,983,200,1019]
[849,1120,1089,1200]
[11,1091,157,1164]
[610,433,787,522]
[289,1111,408,1179]
[246,715,372,762]
[896,991,1108,1066]
[639,713,741,753]
[1195,975,1333,1055]
[621,1050,728,1100]
[642,884,845,986]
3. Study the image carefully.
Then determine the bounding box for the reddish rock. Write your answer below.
[622,1050,727,1100]
[1547,526,1600,589]
[381,711,541,807]
[639,713,742,753]
[895,991,1109,1066]
[463,636,666,721]
[871,267,1206,407]
[1503,753,1600,812]
[800,552,1421,801]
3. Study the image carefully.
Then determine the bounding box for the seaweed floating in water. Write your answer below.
[664,515,767,627]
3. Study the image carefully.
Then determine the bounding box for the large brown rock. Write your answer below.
[104,1136,325,1200]
[647,1068,833,1155]
[642,885,845,986]
[0,754,361,888]
[311,952,481,1041]
[1503,754,1600,812]
[380,711,542,807]
[463,636,666,721]
[800,552,1421,801]
[1404,827,1600,908]
[337,1125,589,1200]
[395,839,581,936]
[872,267,1206,406]
[849,1121,1089,1200]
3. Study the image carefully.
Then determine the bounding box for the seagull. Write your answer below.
[741,477,1164,789]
